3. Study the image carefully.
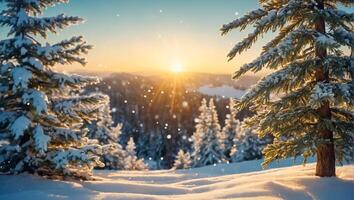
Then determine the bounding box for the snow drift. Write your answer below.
[0,159,353,200]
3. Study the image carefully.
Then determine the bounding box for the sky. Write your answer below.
[38,0,265,75]
[1,0,351,75]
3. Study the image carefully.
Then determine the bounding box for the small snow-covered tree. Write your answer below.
[124,137,148,170]
[85,98,127,169]
[0,0,107,179]
[87,98,120,144]
[220,98,241,158]
[222,0,354,177]
[230,122,267,162]
[192,98,226,167]
[173,149,192,170]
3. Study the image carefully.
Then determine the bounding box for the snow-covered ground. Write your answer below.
[0,159,353,200]
[197,85,246,99]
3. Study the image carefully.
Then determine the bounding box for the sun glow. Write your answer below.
[170,63,183,73]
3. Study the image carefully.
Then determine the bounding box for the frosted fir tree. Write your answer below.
[124,137,148,170]
[222,0,354,176]
[0,0,108,179]
[230,122,267,162]
[192,98,227,167]
[173,149,192,170]
[220,98,241,158]
[86,99,127,169]
[87,98,120,144]
[86,101,127,169]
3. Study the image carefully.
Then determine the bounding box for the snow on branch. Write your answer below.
[237,61,308,109]
[36,36,92,66]
[0,0,70,16]
[308,82,354,110]
[10,115,31,140]
[52,72,100,89]
[50,145,104,177]
[22,89,48,114]
[221,9,266,35]
[33,125,50,153]
[223,0,315,60]
[233,28,340,79]
[226,10,277,60]
[52,93,109,122]
[7,11,83,38]
[11,67,32,92]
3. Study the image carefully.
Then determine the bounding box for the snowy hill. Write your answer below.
[1,159,353,200]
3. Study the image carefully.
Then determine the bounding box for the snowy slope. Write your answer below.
[0,159,353,200]
[197,85,246,99]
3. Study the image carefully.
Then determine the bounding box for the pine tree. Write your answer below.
[124,137,148,170]
[91,99,128,169]
[173,149,192,170]
[86,100,127,169]
[230,122,267,162]
[0,0,107,179]
[192,98,226,167]
[222,0,354,176]
[87,97,120,144]
[220,98,241,158]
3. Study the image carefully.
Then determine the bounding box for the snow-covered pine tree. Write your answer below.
[230,122,267,162]
[87,97,119,144]
[0,0,107,179]
[221,0,354,177]
[192,98,226,167]
[124,137,148,170]
[173,149,192,170]
[86,99,127,169]
[220,98,241,158]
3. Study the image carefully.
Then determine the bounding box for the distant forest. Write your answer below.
[86,73,258,168]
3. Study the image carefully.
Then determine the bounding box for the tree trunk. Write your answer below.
[314,0,336,177]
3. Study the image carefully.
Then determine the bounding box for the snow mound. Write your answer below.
[198,85,246,99]
[0,160,353,200]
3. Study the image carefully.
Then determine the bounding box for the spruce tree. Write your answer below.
[222,0,354,176]
[173,149,192,170]
[87,97,120,144]
[220,98,241,158]
[0,0,107,179]
[124,137,147,170]
[230,122,267,162]
[192,98,226,167]
[87,99,127,169]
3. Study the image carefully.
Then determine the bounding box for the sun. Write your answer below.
[170,63,183,73]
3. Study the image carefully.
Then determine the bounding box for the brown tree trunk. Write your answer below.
[314,0,336,177]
